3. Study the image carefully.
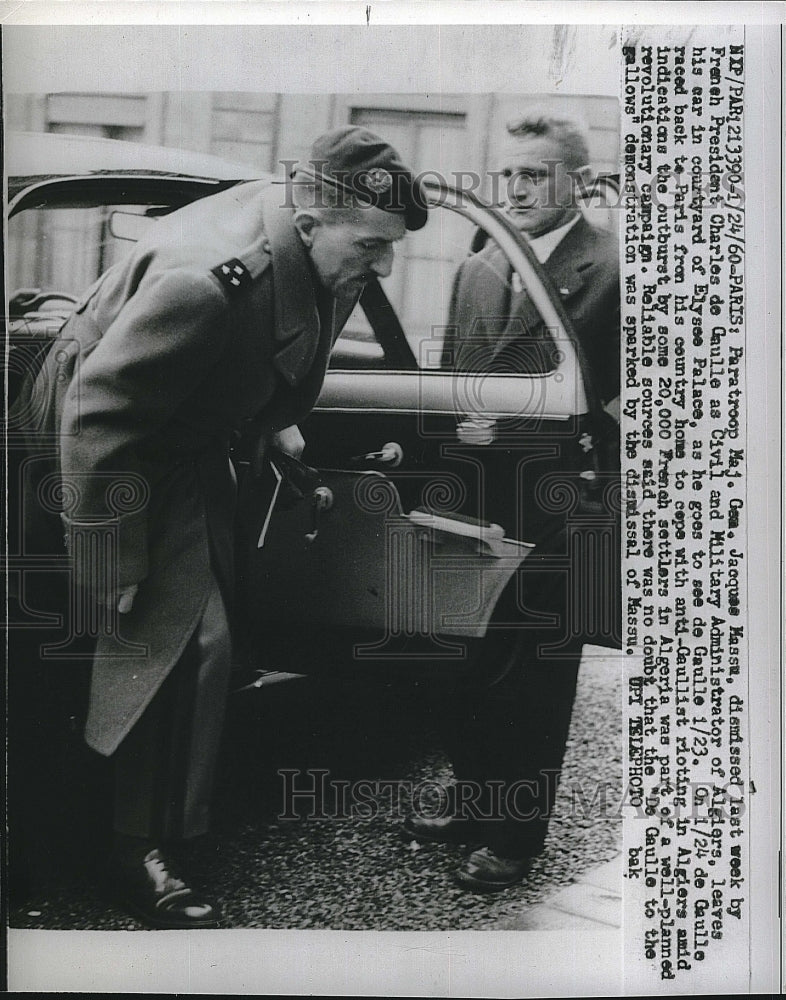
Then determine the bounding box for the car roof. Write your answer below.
[6,131,257,186]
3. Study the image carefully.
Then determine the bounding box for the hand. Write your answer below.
[90,582,138,614]
[456,416,496,446]
[603,396,621,424]
[251,424,305,476]
[118,585,138,614]
[270,424,305,460]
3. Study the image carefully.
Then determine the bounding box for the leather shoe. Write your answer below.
[453,846,533,892]
[401,814,480,845]
[111,845,221,929]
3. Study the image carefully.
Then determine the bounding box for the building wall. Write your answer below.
[7,90,620,347]
[6,90,619,178]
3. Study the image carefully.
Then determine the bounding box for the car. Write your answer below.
[6,131,620,693]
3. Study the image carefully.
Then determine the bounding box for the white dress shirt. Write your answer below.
[525,211,582,263]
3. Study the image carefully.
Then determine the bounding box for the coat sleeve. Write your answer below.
[60,268,231,591]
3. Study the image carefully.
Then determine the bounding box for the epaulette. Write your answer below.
[211,257,252,294]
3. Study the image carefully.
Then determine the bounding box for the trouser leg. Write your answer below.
[439,517,589,858]
[438,634,581,855]
[478,647,581,858]
[112,580,231,841]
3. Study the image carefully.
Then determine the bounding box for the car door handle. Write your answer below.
[354,442,404,467]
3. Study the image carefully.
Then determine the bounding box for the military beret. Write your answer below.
[298,125,429,232]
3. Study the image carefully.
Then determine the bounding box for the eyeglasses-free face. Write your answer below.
[499,135,583,238]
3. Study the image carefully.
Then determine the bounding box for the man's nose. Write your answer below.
[510,175,539,204]
[371,245,394,278]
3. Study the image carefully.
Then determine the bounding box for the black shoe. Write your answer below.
[401,814,480,845]
[110,845,221,929]
[453,846,533,893]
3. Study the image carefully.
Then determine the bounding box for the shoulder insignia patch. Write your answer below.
[212,258,251,293]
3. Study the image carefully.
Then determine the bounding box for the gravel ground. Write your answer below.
[10,648,622,931]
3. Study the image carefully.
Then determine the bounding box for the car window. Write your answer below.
[331,202,559,375]
[333,204,476,370]
[7,204,160,305]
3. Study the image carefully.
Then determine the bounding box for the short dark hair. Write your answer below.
[505,112,590,171]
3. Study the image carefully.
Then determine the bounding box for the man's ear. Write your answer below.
[293,210,321,247]
[568,164,594,199]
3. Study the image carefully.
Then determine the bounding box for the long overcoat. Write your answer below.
[25,181,352,756]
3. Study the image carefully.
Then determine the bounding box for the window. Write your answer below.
[335,108,473,367]
[46,93,148,138]
[8,204,155,298]
[8,105,150,295]
[331,204,482,371]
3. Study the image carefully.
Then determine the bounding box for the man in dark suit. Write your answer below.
[21,126,427,926]
[443,114,619,408]
[405,112,620,891]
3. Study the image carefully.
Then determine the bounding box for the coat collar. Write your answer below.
[261,185,332,386]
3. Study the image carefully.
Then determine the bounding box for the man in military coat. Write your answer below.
[405,112,620,892]
[27,126,426,927]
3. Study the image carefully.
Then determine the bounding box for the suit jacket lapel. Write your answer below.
[482,217,593,373]
[492,216,594,358]
[499,282,544,344]
[541,216,594,307]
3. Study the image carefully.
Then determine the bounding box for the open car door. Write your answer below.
[236,183,619,680]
